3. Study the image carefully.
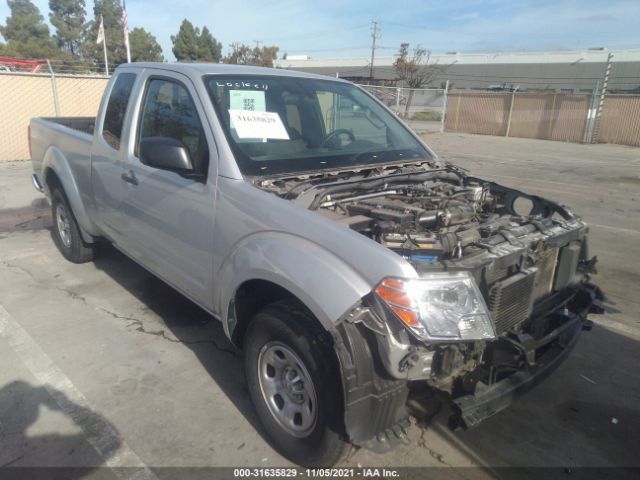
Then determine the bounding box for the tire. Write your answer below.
[51,188,95,263]
[244,300,349,467]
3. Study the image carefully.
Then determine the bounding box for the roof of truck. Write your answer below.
[116,62,350,83]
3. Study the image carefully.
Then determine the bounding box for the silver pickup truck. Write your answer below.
[30,63,603,466]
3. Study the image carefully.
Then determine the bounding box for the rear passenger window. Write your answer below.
[137,78,208,172]
[102,73,136,150]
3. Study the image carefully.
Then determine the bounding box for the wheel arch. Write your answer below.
[229,279,312,348]
[42,148,98,242]
[217,231,373,346]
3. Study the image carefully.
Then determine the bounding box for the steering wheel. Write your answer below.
[320,129,355,148]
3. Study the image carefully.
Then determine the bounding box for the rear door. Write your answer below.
[118,70,217,310]
[91,72,138,242]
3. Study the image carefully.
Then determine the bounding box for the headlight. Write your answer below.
[375,272,495,341]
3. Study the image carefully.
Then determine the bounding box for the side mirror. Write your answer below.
[139,137,194,172]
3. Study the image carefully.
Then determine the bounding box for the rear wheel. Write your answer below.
[51,188,94,263]
[244,301,349,467]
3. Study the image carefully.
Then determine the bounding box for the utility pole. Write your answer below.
[369,21,380,84]
[591,52,613,144]
[254,40,262,49]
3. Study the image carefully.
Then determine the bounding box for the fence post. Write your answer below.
[440,80,449,133]
[505,91,515,137]
[583,80,600,143]
[395,87,401,114]
[46,59,61,117]
[591,52,614,144]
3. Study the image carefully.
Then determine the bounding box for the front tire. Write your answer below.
[51,188,94,263]
[244,301,349,467]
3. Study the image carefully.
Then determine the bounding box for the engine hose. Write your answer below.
[309,171,462,210]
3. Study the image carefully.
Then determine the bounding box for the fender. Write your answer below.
[217,231,374,339]
[42,146,99,241]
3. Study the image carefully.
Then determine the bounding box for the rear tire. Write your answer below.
[51,188,95,264]
[244,300,349,467]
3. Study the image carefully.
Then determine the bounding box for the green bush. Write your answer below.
[411,110,442,121]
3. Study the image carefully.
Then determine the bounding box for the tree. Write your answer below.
[393,43,448,117]
[83,0,127,66]
[49,0,86,58]
[171,20,222,62]
[197,26,222,62]
[171,19,198,61]
[223,43,279,67]
[0,0,58,58]
[129,27,163,62]
[258,45,279,68]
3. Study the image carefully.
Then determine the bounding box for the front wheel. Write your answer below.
[244,301,349,467]
[51,188,94,263]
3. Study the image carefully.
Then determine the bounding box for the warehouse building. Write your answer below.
[275,48,640,92]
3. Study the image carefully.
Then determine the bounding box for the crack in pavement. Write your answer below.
[56,286,88,303]
[97,307,241,358]
[417,426,452,468]
[55,282,242,358]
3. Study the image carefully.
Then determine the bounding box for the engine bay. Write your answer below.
[258,165,580,267]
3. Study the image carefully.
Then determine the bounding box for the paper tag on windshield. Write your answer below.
[229,90,266,112]
[229,109,290,140]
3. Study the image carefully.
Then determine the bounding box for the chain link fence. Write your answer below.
[0,71,109,160]
[358,84,447,132]
[444,90,640,147]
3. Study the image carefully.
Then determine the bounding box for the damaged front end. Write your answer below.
[257,164,604,451]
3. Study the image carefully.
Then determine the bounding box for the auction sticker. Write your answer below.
[229,109,290,140]
[229,90,266,112]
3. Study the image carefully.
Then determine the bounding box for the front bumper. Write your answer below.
[451,282,604,429]
[332,282,603,451]
[452,312,583,428]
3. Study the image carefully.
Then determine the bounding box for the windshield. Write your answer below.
[204,75,432,176]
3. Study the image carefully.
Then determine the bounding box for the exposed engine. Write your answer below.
[256,165,600,427]
[315,177,492,261]
[297,169,573,267]
[257,166,583,269]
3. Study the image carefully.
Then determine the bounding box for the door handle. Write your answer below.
[121,170,139,186]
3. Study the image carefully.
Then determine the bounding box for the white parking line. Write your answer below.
[589,223,640,236]
[0,303,158,480]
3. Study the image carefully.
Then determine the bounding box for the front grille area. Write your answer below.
[532,247,559,301]
[488,268,537,334]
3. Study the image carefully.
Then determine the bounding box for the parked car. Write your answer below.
[30,63,603,467]
[487,83,526,92]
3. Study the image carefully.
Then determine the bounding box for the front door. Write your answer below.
[119,72,217,310]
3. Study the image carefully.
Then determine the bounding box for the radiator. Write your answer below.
[488,268,537,334]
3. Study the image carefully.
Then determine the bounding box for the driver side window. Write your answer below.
[137,78,209,172]
[315,90,387,146]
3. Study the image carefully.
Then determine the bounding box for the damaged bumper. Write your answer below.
[332,282,604,452]
[451,282,604,429]
[452,311,584,429]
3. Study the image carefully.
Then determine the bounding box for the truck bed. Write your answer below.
[39,117,96,136]
[30,116,96,200]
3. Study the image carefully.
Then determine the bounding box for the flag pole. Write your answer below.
[98,15,110,75]
[123,0,131,63]
[103,38,109,75]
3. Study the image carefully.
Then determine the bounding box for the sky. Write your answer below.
[1,0,640,60]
